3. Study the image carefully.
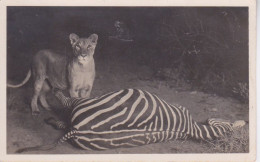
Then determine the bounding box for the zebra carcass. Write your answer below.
[16,88,246,153]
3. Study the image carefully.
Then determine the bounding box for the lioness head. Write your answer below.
[69,33,98,61]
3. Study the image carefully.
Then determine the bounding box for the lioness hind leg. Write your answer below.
[39,81,51,111]
[31,76,45,115]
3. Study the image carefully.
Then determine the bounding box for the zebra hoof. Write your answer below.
[232,120,246,128]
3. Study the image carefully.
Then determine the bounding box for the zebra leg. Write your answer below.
[16,130,77,153]
[16,142,58,153]
[52,88,76,108]
[207,118,230,125]
[45,117,67,130]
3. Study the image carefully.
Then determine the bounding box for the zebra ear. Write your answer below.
[69,33,79,46]
[88,34,98,44]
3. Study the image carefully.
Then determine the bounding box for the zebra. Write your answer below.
[16,88,246,153]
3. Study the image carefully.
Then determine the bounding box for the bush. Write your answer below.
[205,126,249,153]
[143,8,248,101]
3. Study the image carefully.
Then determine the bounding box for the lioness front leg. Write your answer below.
[79,86,92,98]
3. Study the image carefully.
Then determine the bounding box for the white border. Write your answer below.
[0,0,256,161]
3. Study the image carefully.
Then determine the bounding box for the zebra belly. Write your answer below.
[71,130,188,150]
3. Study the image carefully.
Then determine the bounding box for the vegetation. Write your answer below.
[134,8,248,102]
[205,126,249,153]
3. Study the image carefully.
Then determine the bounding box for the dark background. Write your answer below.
[7,7,248,101]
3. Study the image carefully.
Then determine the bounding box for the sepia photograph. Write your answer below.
[0,0,256,161]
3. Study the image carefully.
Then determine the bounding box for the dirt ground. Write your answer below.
[7,44,249,154]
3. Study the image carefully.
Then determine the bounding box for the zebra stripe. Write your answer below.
[137,91,157,127]
[181,108,187,133]
[148,122,153,131]
[110,90,143,129]
[158,107,164,131]
[189,114,194,137]
[91,107,128,129]
[174,105,183,133]
[203,125,212,140]
[146,133,151,144]
[50,88,243,151]
[74,89,133,129]
[153,116,158,131]
[160,102,171,131]
[128,90,148,127]
[71,90,125,122]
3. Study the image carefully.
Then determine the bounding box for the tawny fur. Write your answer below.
[7,33,98,115]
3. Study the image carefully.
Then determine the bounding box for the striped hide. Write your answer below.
[16,88,245,153]
[53,88,245,151]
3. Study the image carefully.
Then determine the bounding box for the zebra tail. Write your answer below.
[15,130,76,153]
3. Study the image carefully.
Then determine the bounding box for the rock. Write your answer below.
[190,91,197,94]
[232,120,246,128]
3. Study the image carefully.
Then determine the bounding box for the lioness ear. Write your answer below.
[88,34,98,44]
[69,33,79,45]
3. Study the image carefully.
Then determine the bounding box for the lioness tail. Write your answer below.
[7,70,31,88]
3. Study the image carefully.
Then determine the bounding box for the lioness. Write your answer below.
[7,33,98,115]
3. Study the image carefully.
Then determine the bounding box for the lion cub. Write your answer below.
[8,33,98,115]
